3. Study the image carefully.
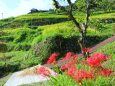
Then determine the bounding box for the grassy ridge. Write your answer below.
[0,12,68,29]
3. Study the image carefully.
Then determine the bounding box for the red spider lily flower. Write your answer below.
[63,52,78,60]
[73,54,78,59]
[47,53,58,64]
[69,59,77,65]
[92,53,109,62]
[37,66,51,77]
[63,52,74,60]
[86,56,101,67]
[75,70,93,83]
[87,72,93,79]
[67,66,77,78]
[101,68,112,77]
[60,62,72,71]
[82,48,90,52]
[60,59,77,71]
[86,53,109,67]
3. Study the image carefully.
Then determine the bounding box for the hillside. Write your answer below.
[0,12,68,29]
[0,11,115,85]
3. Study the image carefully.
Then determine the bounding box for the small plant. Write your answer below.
[46,53,58,64]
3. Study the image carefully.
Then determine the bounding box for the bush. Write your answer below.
[32,35,80,64]
[32,36,59,64]
[14,43,31,51]
[89,19,107,31]
[32,35,42,45]
[14,31,27,43]
[0,42,7,52]
[7,43,31,51]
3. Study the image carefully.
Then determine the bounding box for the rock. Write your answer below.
[4,65,57,86]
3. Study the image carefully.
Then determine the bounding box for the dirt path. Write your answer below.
[44,35,115,68]
[90,35,115,53]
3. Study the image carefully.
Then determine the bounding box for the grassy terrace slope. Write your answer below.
[0,12,115,80]
[0,12,68,29]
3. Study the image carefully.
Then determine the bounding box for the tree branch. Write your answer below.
[85,0,90,30]
[52,0,60,9]
[67,0,82,33]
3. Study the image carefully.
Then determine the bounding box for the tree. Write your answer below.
[52,0,67,14]
[97,0,115,12]
[75,0,97,12]
[75,0,115,12]
[52,0,92,58]
[29,8,39,13]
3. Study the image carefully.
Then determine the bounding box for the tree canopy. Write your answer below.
[75,0,115,12]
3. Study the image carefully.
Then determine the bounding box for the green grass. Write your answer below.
[21,81,50,86]
[48,74,115,86]
[49,74,79,86]
[90,12,115,19]
[96,41,115,59]
[0,73,12,86]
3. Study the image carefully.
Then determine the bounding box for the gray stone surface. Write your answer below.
[4,65,57,86]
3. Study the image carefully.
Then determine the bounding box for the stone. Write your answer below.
[4,65,57,86]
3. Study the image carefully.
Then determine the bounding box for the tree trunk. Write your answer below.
[67,0,89,58]
[78,30,89,58]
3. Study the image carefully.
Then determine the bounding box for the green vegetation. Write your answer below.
[0,12,115,77]
[48,74,115,86]
[75,0,115,12]
[0,1,115,85]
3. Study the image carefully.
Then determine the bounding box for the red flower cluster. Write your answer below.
[82,48,90,52]
[101,68,112,76]
[67,66,93,83]
[60,59,77,71]
[67,66,77,78]
[63,52,78,60]
[60,63,72,71]
[58,52,78,71]
[86,53,109,67]
[37,66,51,77]
[47,53,58,64]
[75,70,93,82]
[45,52,112,84]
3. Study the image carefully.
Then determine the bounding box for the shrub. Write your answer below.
[89,19,107,31]
[32,35,80,64]
[0,42,7,52]
[32,36,59,64]
[14,31,27,43]
[14,43,31,51]
[7,43,31,51]
[32,35,42,45]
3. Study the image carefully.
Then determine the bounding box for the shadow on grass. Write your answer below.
[86,35,110,47]
[33,35,110,64]
[0,63,20,78]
